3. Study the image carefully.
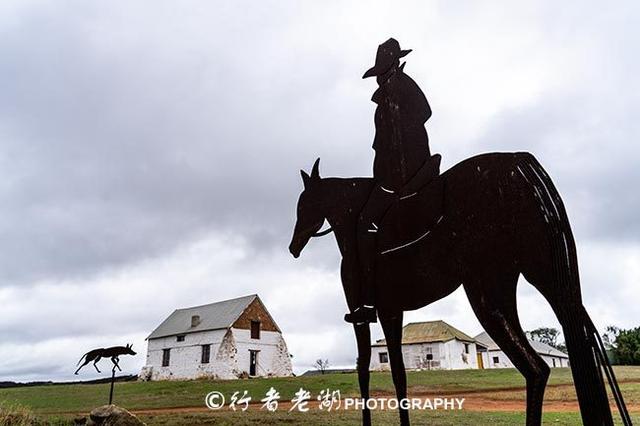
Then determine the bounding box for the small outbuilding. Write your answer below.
[370,320,482,371]
[474,331,569,369]
[140,294,293,380]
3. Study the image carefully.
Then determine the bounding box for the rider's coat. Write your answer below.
[372,64,432,192]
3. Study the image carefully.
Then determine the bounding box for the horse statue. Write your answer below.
[289,155,630,426]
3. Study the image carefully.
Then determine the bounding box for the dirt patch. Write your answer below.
[41,381,639,418]
[125,382,639,415]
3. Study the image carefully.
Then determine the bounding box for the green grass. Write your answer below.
[0,366,637,425]
[0,369,532,414]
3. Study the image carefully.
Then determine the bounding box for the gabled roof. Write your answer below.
[474,331,499,350]
[147,294,258,340]
[474,331,568,358]
[373,320,476,346]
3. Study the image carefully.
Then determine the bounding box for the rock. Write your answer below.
[137,366,152,382]
[88,405,145,426]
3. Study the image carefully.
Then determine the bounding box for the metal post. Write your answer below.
[108,364,116,405]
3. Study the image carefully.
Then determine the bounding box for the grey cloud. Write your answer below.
[469,90,640,242]
[0,1,367,286]
[0,0,638,381]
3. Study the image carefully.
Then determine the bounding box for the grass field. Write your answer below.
[0,366,638,425]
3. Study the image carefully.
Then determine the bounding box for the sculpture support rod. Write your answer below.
[108,366,116,405]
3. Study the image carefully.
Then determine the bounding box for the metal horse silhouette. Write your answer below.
[289,39,630,426]
[75,344,137,375]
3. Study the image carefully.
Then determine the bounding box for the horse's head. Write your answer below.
[289,158,326,258]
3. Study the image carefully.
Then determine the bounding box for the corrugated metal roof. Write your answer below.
[373,320,476,346]
[474,331,568,358]
[147,294,257,340]
[474,331,500,350]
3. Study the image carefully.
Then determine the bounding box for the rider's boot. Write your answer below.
[345,233,378,324]
[344,301,377,324]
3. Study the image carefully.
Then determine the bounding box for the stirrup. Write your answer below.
[344,306,377,324]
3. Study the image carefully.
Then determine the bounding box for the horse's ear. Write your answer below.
[300,169,311,188]
[311,158,321,180]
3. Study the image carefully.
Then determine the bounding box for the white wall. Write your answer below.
[482,350,514,369]
[544,355,568,368]
[232,328,293,377]
[481,350,568,369]
[370,340,479,371]
[141,327,293,380]
[142,329,230,380]
[443,340,478,370]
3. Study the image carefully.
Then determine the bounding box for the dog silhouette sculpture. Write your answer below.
[75,344,136,375]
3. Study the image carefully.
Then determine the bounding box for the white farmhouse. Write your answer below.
[370,321,481,371]
[474,331,569,369]
[140,294,293,380]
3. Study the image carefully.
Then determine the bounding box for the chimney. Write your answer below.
[191,315,201,328]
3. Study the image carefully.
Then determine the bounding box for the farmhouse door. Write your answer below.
[477,353,484,369]
[249,350,258,376]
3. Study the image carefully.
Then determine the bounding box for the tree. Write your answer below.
[603,325,621,350]
[526,327,566,352]
[314,359,330,374]
[606,326,640,365]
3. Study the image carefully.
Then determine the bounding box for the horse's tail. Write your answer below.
[519,154,631,426]
[558,303,632,426]
[583,308,633,426]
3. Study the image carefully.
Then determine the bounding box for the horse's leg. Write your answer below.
[464,274,549,426]
[93,356,102,373]
[381,313,409,426]
[112,356,122,371]
[354,322,372,426]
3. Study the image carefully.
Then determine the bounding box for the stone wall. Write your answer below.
[232,298,279,332]
[142,327,292,380]
[370,340,480,371]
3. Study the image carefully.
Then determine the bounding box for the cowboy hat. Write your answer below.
[362,38,412,79]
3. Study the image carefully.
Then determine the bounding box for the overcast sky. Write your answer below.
[0,0,638,382]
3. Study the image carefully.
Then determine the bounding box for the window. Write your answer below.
[191,315,200,327]
[464,343,469,354]
[552,358,556,368]
[251,320,261,339]
[379,352,389,363]
[162,349,171,367]
[492,356,499,364]
[176,335,185,342]
[426,353,433,361]
[201,344,211,364]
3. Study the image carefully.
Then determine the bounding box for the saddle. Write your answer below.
[377,154,445,255]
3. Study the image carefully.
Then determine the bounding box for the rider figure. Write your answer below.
[345,38,439,324]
